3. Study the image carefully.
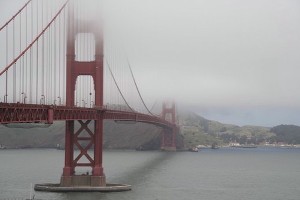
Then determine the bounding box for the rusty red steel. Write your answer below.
[0,103,175,128]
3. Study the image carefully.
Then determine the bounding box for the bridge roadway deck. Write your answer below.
[0,103,174,129]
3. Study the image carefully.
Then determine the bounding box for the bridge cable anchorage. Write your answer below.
[125,57,156,116]
[0,0,69,77]
[104,58,135,112]
[0,0,32,32]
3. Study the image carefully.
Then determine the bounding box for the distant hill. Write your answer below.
[178,111,274,147]
[270,125,300,144]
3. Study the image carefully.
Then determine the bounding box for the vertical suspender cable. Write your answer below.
[47,0,50,104]
[5,27,8,102]
[24,6,27,101]
[36,0,39,104]
[54,18,56,104]
[22,37,24,102]
[41,0,44,100]
[112,47,115,106]
[49,0,52,104]
[89,34,92,106]
[13,19,16,102]
[85,14,88,106]
[110,47,113,106]
[21,55,24,103]
[30,0,33,103]
[45,1,51,104]
[111,47,116,105]
[50,22,53,104]
[47,2,50,104]
[58,12,61,104]
[19,12,22,102]
[63,7,66,105]
[75,2,78,105]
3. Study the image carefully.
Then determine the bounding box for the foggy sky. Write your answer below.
[1,0,300,126]
[104,0,300,127]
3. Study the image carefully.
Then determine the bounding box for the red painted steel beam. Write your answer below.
[0,103,176,129]
[103,110,175,129]
[0,103,99,124]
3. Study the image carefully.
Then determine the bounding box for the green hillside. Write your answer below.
[179,111,274,148]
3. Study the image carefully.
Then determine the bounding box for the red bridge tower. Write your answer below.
[60,4,105,187]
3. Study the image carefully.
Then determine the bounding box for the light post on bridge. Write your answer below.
[23,96,27,104]
[40,95,45,105]
[89,92,92,107]
[4,94,8,103]
[20,93,26,104]
[20,92,24,103]
[90,101,94,108]
[57,97,61,105]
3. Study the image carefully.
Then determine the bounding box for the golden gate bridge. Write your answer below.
[0,0,179,191]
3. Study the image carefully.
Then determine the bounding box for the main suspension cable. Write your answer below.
[105,58,134,112]
[126,57,156,116]
[0,0,32,32]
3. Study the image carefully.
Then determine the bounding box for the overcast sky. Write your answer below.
[1,0,300,127]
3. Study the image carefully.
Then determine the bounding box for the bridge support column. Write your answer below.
[62,121,74,177]
[161,128,177,151]
[91,117,106,186]
[59,1,107,188]
[60,119,106,187]
[160,102,177,151]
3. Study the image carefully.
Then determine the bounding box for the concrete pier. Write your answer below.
[35,175,131,192]
[34,183,131,192]
[60,175,106,187]
[161,146,177,152]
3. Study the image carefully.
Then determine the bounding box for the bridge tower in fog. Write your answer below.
[161,102,178,151]
[61,2,105,187]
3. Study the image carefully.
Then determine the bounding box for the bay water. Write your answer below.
[0,148,299,200]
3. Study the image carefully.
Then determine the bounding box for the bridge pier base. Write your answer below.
[161,146,176,152]
[60,175,106,187]
[36,174,131,192]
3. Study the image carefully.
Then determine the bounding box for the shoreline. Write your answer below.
[1,145,300,151]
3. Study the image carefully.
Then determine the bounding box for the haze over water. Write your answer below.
[0,148,299,200]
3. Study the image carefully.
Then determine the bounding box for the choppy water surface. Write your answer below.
[0,148,300,200]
